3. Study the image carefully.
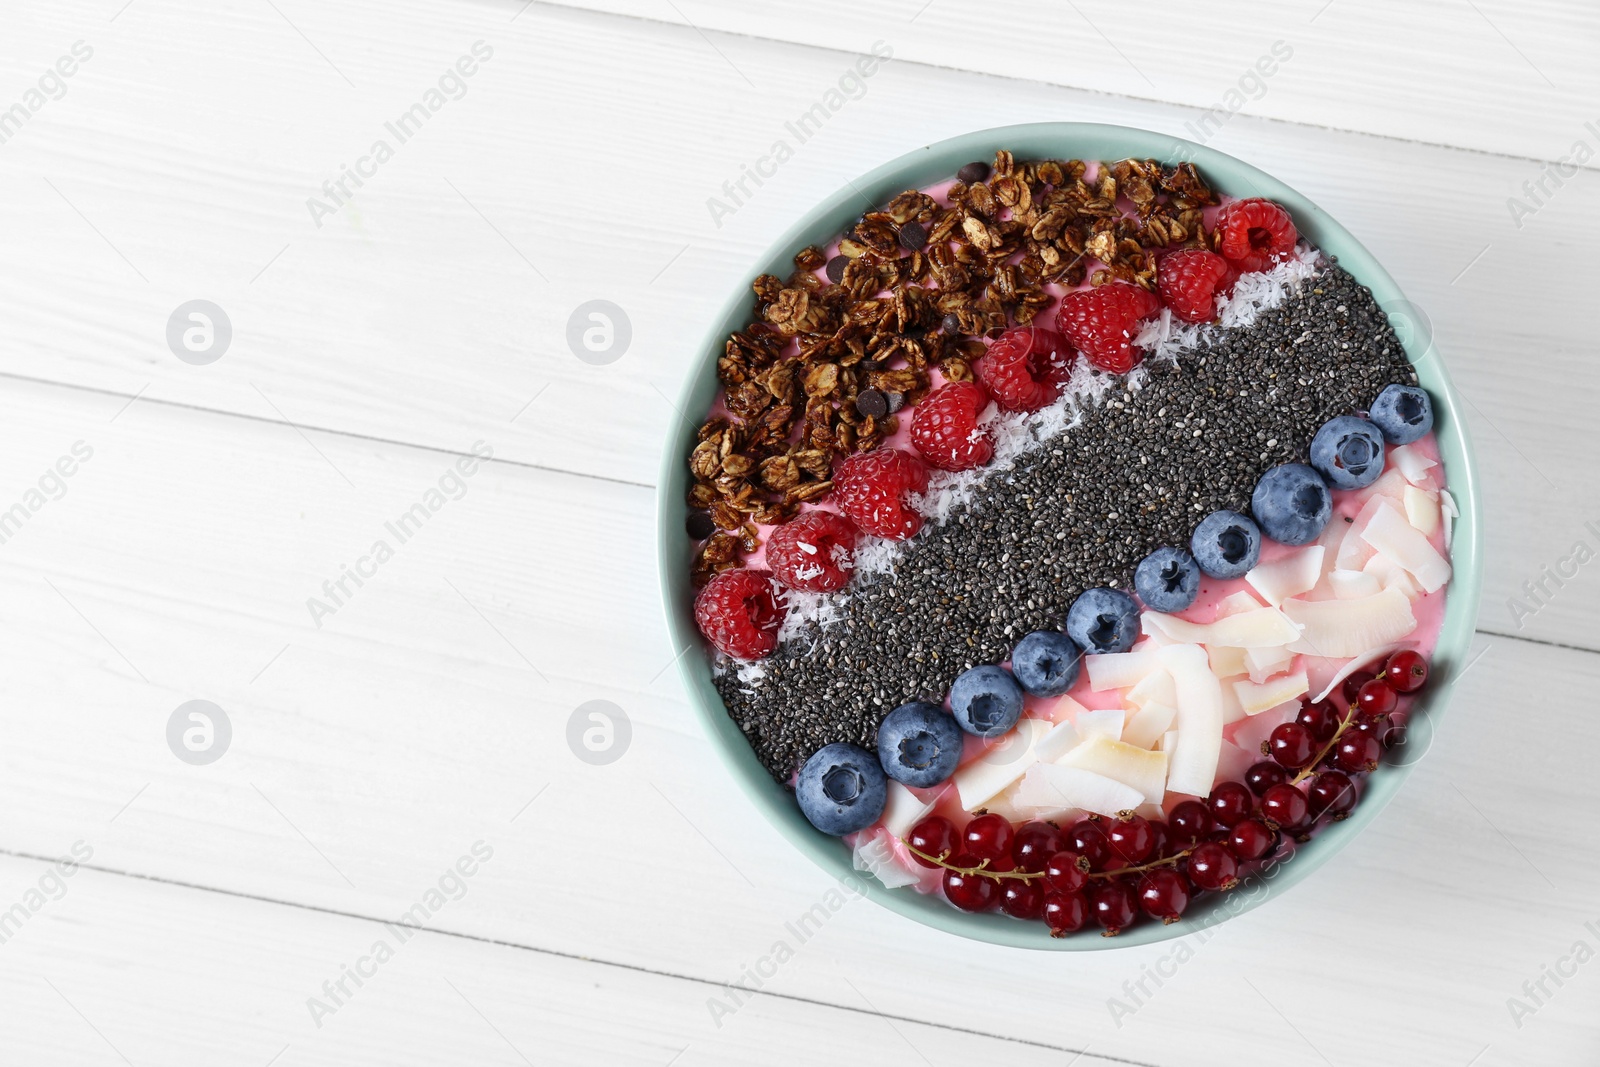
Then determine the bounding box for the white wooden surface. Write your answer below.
[1,2,1597,1064]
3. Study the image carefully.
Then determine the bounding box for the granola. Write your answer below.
[687,151,1218,584]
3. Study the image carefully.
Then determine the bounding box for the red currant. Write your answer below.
[1269,722,1317,770]
[1011,821,1064,873]
[1092,880,1139,935]
[1308,770,1357,819]
[1334,731,1381,773]
[907,816,955,868]
[1227,818,1276,860]
[1342,670,1377,703]
[1147,819,1171,860]
[1206,782,1254,829]
[1296,700,1341,743]
[1168,800,1214,846]
[1043,891,1088,936]
[1044,851,1090,894]
[1244,761,1288,798]
[1356,679,1398,716]
[1137,868,1191,924]
[1107,815,1156,865]
[1384,649,1429,693]
[1186,842,1239,891]
[1260,783,1309,831]
[1000,880,1044,920]
[1069,819,1112,869]
[963,813,1015,863]
[942,855,997,911]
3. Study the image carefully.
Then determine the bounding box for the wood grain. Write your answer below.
[530,0,1600,164]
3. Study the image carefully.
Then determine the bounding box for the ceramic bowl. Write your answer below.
[657,122,1482,949]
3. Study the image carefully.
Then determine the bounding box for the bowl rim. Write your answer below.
[656,122,1483,951]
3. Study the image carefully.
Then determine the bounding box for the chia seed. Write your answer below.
[715,266,1419,782]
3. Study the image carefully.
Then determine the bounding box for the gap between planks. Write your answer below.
[0,845,1155,1067]
[500,0,1600,175]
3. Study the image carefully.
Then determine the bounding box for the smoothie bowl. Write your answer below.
[657,123,1481,949]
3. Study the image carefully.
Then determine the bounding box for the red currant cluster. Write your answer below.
[903,649,1430,938]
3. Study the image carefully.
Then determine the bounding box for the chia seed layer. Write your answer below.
[715,265,1419,782]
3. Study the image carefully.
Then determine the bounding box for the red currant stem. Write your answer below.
[1086,848,1195,880]
[1292,704,1360,785]
[901,842,1045,881]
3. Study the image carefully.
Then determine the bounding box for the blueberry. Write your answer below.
[1065,587,1140,655]
[1252,463,1332,546]
[876,702,964,787]
[1134,547,1201,613]
[1190,510,1261,579]
[1310,415,1386,490]
[1369,384,1434,444]
[949,665,1024,737]
[1010,631,1082,698]
[795,742,887,836]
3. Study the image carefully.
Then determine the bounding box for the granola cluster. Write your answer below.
[687,151,1219,586]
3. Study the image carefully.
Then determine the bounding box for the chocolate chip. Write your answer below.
[686,511,717,540]
[825,255,849,284]
[856,389,889,419]
[897,221,927,251]
[884,391,905,414]
[957,161,990,184]
[941,312,962,334]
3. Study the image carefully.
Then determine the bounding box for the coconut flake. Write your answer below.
[1327,568,1383,600]
[1234,670,1309,715]
[853,832,921,888]
[1390,444,1438,487]
[1244,643,1296,684]
[1123,702,1177,749]
[1086,645,1161,691]
[1284,588,1417,658]
[1012,763,1144,819]
[1059,735,1170,805]
[1206,643,1250,679]
[1440,488,1460,550]
[1404,485,1441,538]
[1246,546,1325,605]
[952,717,1052,810]
[1362,501,1452,593]
[1142,605,1301,648]
[880,780,939,838]
[1074,707,1125,742]
[1363,552,1421,598]
[1159,644,1225,797]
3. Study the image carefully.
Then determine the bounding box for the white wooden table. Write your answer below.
[2,2,1598,1063]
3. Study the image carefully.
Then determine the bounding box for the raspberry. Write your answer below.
[1054,283,1161,373]
[765,511,859,593]
[910,381,994,471]
[834,447,929,540]
[693,568,786,660]
[1215,198,1297,273]
[975,327,1073,412]
[1156,248,1235,323]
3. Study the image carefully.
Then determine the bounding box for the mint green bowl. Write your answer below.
[657,123,1482,949]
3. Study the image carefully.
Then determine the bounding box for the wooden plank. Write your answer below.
[534,0,1600,163]
[0,857,1131,1066]
[0,380,1595,1064]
